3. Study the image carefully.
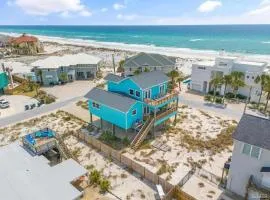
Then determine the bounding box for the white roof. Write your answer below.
[2,62,32,74]
[0,142,87,200]
[32,53,102,69]
[235,60,267,67]
[195,60,215,67]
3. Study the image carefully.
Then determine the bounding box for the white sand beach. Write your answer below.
[1,32,270,76]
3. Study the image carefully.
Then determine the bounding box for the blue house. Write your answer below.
[85,71,179,149]
[0,71,9,94]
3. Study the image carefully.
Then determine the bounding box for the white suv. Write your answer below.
[0,100,9,109]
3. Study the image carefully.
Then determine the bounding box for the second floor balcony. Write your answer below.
[144,91,179,107]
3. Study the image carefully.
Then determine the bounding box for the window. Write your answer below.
[242,143,261,159]
[242,143,251,155]
[251,146,261,159]
[132,109,137,115]
[129,89,134,95]
[92,102,100,109]
[136,91,140,97]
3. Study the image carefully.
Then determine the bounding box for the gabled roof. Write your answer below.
[104,73,125,83]
[105,71,170,90]
[130,71,170,89]
[124,52,176,68]
[32,53,101,69]
[85,88,136,113]
[232,114,270,150]
[9,34,38,44]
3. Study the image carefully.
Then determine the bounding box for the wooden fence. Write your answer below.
[73,131,175,196]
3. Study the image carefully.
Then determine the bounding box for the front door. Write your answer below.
[203,81,208,93]
[144,106,150,115]
[144,89,151,99]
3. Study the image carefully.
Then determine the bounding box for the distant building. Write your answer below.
[8,34,44,55]
[123,52,176,76]
[32,53,102,85]
[191,56,269,101]
[0,141,88,200]
[85,71,179,149]
[226,114,270,199]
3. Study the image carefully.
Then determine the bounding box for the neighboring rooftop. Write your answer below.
[9,34,38,44]
[85,88,137,112]
[124,52,176,68]
[0,141,87,200]
[105,71,170,89]
[130,71,170,89]
[235,60,267,67]
[195,60,215,67]
[232,114,270,150]
[31,53,102,69]
[2,61,32,74]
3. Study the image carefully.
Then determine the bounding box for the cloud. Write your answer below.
[198,1,222,13]
[248,0,270,15]
[12,0,91,17]
[79,10,92,17]
[6,1,13,6]
[117,14,137,20]
[113,3,126,10]
[101,8,108,12]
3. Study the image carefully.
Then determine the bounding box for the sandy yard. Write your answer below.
[124,104,238,185]
[0,110,157,200]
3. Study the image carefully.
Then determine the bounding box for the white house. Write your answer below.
[226,114,270,199]
[32,53,102,85]
[0,141,88,200]
[191,55,269,101]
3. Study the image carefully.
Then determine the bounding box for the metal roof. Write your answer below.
[32,53,101,69]
[124,52,176,68]
[130,71,170,89]
[0,141,87,200]
[104,73,125,83]
[85,88,137,112]
[233,114,270,150]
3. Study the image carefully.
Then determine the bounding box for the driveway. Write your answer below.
[41,80,96,101]
[178,92,245,120]
[0,95,39,118]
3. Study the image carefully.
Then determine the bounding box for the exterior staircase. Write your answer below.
[55,134,74,161]
[131,117,154,150]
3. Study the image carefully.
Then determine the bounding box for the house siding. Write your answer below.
[0,72,8,90]
[227,140,270,197]
[126,102,144,129]
[88,100,127,129]
[108,79,143,101]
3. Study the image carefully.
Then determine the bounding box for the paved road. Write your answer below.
[0,96,82,128]
[178,94,245,120]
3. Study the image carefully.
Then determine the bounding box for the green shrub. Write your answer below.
[99,179,111,193]
[204,95,213,102]
[215,97,223,104]
[225,92,234,99]
[236,94,247,100]
[89,170,101,184]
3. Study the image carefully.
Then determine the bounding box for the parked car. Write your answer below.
[0,100,10,109]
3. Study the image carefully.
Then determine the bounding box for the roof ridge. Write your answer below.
[124,52,145,67]
[159,54,175,65]
[147,53,164,66]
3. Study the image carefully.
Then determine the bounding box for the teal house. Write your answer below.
[0,71,8,94]
[85,71,179,149]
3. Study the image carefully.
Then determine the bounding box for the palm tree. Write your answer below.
[230,71,245,99]
[168,70,179,84]
[223,74,232,98]
[255,74,268,108]
[176,72,185,91]
[210,73,223,101]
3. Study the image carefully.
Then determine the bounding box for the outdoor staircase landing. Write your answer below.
[131,118,154,150]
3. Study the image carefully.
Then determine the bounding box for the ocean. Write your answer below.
[0,25,270,55]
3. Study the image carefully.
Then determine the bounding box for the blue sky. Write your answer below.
[0,0,270,25]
